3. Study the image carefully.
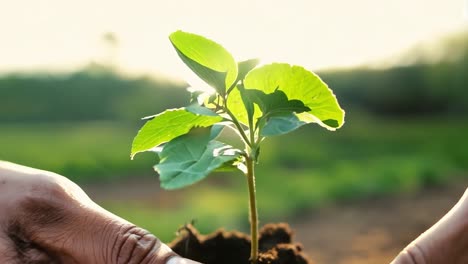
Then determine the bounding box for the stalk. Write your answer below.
[246,156,258,264]
[223,96,259,263]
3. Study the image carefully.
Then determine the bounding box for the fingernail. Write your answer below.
[167,257,179,264]
[167,256,201,264]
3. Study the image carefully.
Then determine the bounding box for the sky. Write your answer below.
[0,0,466,81]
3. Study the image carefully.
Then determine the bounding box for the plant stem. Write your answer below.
[223,90,258,263]
[224,107,252,148]
[246,156,258,264]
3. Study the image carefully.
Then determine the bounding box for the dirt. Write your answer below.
[169,223,311,264]
[291,179,468,264]
[84,176,468,264]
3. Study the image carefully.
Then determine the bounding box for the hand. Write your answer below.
[0,161,200,264]
[391,187,468,264]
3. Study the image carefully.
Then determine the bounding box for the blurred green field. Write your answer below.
[0,121,157,181]
[1,30,467,243]
[105,115,468,242]
[1,113,466,242]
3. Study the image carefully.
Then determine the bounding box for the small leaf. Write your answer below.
[131,108,222,158]
[185,103,218,116]
[154,128,241,190]
[261,113,306,136]
[208,94,217,104]
[237,59,260,83]
[243,89,310,118]
[238,84,255,128]
[169,31,238,95]
[189,90,204,104]
[210,123,225,140]
[243,63,345,130]
[225,87,252,126]
[213,161,242,172]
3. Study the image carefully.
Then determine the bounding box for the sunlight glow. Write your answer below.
[0,0,466,79]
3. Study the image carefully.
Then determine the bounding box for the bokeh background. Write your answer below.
[1,1,467,263]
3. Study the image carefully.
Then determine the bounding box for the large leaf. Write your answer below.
[131,108,222,158]
[169,31,238,95]
[154,128,241,190]
[242,63,345,130]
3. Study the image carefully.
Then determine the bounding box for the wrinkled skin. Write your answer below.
[0,161,199,264]
[391,187,468,264]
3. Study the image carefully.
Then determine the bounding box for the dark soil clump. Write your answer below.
[169,223,312,264]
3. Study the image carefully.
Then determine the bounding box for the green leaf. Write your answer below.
[261,113,306,136]
[210,123,225,140]
[243,89,310,118]
[154,128,241,190]
[131,108,222,158]
[185,103,218,116]
[178,52,227,94]
[237,59,260,83]
[226,87,251,126]
[238,84,255,128]
[169,31,238,95]
[213,162,241,172]
[189,90,204,104]
[243,63,345,130]
[239,89,309,136]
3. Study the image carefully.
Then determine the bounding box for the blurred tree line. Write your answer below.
[1,32,467,122]
[321,31,468,116]
[0,64,189,123]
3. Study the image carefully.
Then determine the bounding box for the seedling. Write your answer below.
[131,30,344,263]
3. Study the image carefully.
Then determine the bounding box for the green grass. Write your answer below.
[1,115,467,242]
[0,121,156,182]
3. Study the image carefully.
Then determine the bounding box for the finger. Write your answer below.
[128,234,200,264]
[390,244,426,264]
[391,188,468,264]
[167,256,202,264]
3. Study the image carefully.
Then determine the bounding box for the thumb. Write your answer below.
[391,188,468,264]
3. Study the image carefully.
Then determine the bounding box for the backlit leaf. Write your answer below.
[169,31,238,95]
[131,108,222,158]
[243,63,345,130]
[236,59,260,84]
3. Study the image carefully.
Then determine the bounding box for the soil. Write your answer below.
[169,223,311,264]
[291,178,468,264]
[84,176,468,264]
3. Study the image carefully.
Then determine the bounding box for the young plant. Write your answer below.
[131,30,345,263]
